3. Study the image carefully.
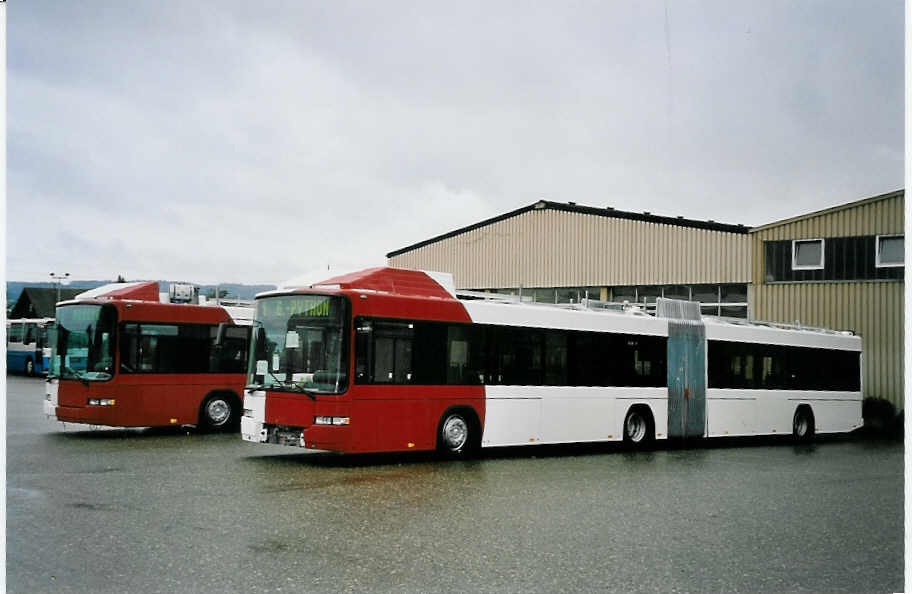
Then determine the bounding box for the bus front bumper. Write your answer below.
[54,405,119,425]
[44,380,58,418]
[241,415,349,450]
[241,390,269,443]
[240,390,349,450]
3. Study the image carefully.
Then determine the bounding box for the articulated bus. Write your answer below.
[7,318,55,375]
[45,281,253,431]
[240,268,862,455]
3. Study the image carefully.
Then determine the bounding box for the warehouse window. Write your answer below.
[606,284,747,319]
[765,236,903,282]
[792,239,824,270]
[662,285,690,300]
[610,286,637,302]
[876,235,904,268]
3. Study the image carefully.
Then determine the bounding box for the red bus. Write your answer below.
[240,267,861,456]
[45,281,252,431]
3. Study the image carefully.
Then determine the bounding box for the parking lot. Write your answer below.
[6,374,904,593]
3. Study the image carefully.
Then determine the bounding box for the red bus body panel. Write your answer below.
[258,268,487,454]
[55,297,247,428]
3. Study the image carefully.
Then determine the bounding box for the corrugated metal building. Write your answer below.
[750,189,905,409]
[388,191,905,410]
[388,200,752,317]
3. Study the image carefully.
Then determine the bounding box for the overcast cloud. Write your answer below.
[8,1,903,285]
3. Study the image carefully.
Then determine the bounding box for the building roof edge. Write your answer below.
[386,200,749,258]
[749,189,905,233]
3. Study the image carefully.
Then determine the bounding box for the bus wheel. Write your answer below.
[25,358,35,377]
[793,406,815,443]
[200,393,236,432]
[437,410,478,458]
[623,406,654,449]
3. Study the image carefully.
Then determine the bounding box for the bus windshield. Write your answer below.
[247,294,349,394]
[55,304,117,382]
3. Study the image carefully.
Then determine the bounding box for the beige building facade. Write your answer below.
[750,189,905,409]
[388,201,752,317]
[388,192,904,409]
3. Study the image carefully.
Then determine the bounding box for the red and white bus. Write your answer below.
[240,267,862,455]
[45,281,252,431]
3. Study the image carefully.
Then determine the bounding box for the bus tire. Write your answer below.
[437,408,480,458]
[199,392,239,432]
[25,358,35,377]
[623,405,655,449]
[793,406,815,443]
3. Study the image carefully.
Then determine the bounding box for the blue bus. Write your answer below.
[7,318,55,375]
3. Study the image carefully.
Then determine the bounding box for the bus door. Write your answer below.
[666,319,706,439]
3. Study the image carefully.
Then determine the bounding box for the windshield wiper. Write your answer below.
[251,367,318,400]
[286,383,318,400]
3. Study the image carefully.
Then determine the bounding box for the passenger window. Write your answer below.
[446,324,484,385]
[209,325,250,373]
[120,324,140,372]
[544,331,568,385]
[371,322,413,384]
[8,323,23,344]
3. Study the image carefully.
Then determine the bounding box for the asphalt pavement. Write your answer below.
[6,375,904,593]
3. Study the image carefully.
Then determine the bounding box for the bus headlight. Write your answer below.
[314,416,350,426]
[88,398,116,406]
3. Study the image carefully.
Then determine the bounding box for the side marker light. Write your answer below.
[170,418,178,424]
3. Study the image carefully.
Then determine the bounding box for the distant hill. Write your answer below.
[6,280,276,308]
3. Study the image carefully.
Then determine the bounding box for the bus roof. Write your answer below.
[259,267,456,300]
[56,298,252,325]
[254,267,862,351]
[74,281,160,301]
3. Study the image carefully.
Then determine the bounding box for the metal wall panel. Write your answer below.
[390,209,751,290]
[750,191,905,408]
[666,320,707,438]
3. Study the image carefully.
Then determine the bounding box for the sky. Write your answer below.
[7,1,904,285]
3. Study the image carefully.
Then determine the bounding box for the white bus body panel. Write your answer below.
[240,390,268,443]
[463,301,667,337]
[706,389,862,436]
[704,318,863,437]
[44,379,59,418]
[704,318,860,351]
[481,385,668,448]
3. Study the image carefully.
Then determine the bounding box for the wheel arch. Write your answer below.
[622,402,657,431]
[793,403,816,440]
[198,389,242,427]
[435,404,482,451]
[794,402,815,421]
[622,402,657,446]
